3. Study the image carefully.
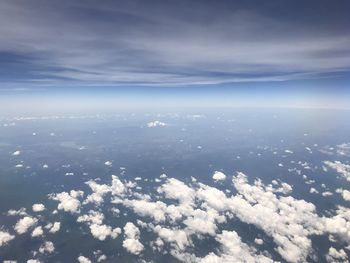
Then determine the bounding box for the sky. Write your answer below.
[0,0,350,113]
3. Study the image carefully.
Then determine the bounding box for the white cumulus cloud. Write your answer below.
[123,222,144,255]
[14,216,38,234]
[212,171,226,181]
[0,230,15,247]
[32,203,45,212]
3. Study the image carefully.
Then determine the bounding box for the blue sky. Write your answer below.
[0,0,349,112]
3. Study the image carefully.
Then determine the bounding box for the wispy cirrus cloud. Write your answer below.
[0,0,350,88]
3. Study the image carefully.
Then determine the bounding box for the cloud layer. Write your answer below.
[0,0,350,88]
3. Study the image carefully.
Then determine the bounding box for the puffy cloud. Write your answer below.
[336,188,350,201]
[183,208,224,236]
[154,226,190,251]
[310,187,319,194]
[48,222,60,233]
[326,247,348,262]
[254,238,264,245]
[50,190,84,214]
[274,182,293,194]
[82,175,127,207]
[84,180,111,206]
[196,183,229,211]
[89,224,121,241]
[124,222,141,240]
[122,238,144,255]
[32,204,45,212]
[323,206,350,245]
[77,210,120,241]
[77,256,92,263]
[212,171,226,181]
[14,216,38,234]
[27,260,41,263]
[123,222,144,255]
[77,210,104,225]
[183,216,216,236]
[12,150,21,156]
[199,230,273,263]
[123,199,168,222]
[226,172,324,262]
[31,226,44,237]
[110,175,127,196]
[7,207,27,216]
[39,241,55,254]
[85,180,110,195]
[157,178,195,204]
[18,169,350,262]
[324,161,350,181]
[0,230,15,247]
[192,172,334,262]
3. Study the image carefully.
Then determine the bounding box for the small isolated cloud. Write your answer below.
[77,256,92,263]
[97,254,107,262]
[212,171,226,181]
[123,222,144,255]
[147,121,167,128]
[14,216,38,234]
[12,150,21,156]
[32,203,45,212]
[104,161,112,166]
[48,222,61,234]
[254,238,264,245]
[31,226,44,237]
[310,187,319,194]
[39,241,55,254]
[322,191,333,197]
[0,230,15,247]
